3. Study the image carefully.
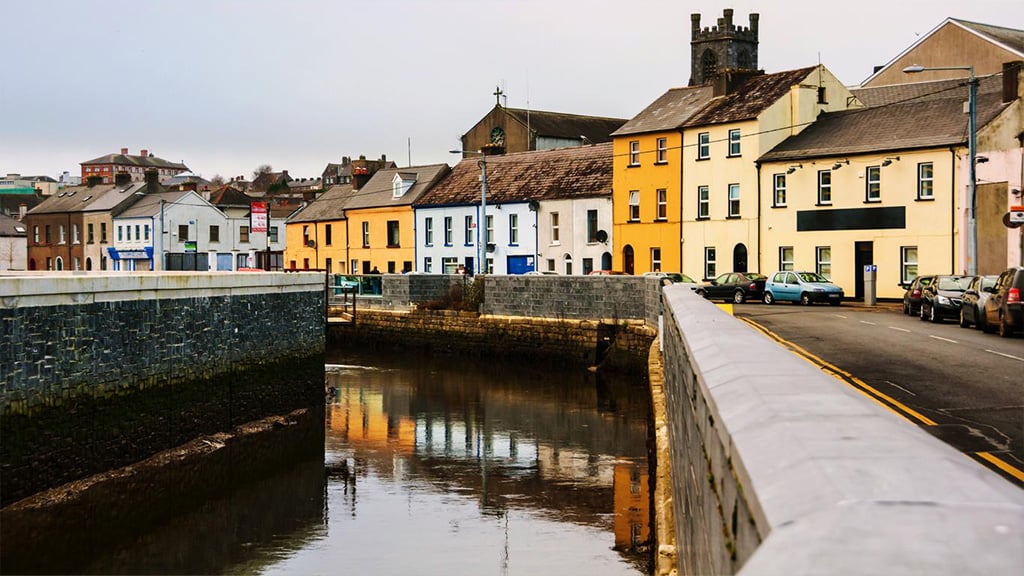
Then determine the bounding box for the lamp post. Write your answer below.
[449,149,488,274]
[904,64,977,274]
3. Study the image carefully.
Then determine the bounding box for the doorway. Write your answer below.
[622,245,634,275]
[854,241,873,300]
[733,243,748,273]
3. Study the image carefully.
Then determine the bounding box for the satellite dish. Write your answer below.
[306,239,316,248]
[595,230,608,243]
[528,199,540,211]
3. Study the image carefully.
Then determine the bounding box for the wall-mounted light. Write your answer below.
[831,159,850,170]
[786,163,803,174]
[881,156,900,167]
[975,155,989,164]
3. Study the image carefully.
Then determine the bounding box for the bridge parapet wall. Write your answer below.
[659,285,1024,575]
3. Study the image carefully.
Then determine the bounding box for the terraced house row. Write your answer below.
[284,11,1023,300]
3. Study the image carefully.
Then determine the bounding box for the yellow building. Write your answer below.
[285,184,354,273]
[758,72,1018,299]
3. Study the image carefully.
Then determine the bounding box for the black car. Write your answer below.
[982,266,1024,337]
[902,275,935,316]
[919,275,969,322]
[959,275,998,330]
[696,272,767,304]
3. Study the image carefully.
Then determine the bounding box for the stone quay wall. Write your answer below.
[0,272,326,507]
[659,285,1024,575]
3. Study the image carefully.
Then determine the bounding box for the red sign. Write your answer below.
[251,202,268,233]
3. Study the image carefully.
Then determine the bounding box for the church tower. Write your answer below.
[689,9,759,86]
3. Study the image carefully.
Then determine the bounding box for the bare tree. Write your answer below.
[252,164,273,180]
[209,174,225,186]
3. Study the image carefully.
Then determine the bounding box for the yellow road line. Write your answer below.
[975,452,1024,483]
[739,317,937,426]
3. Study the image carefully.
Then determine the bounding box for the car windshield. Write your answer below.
[678,274,695,283]
[937,277,970,290]
[981,276,997,290]
[745,273,766,280]
[797,272,828,283]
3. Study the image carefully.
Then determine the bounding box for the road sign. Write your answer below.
[1010,206,1024,224]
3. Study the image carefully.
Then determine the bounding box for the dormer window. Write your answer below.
[392,173,416,198]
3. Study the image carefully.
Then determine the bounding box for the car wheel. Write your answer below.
[733,290,746,304]
[959,308,970,328]
[696,289,706,299]
[929,304,938,323]
[919,303,928,321]
[903,301,910,315]
[976,312,987,332]
[763,291,775,305]
[800,293,811,306]
[829,299,841,306]
[999,313,1012,338]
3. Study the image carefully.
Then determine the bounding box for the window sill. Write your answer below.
[772,204,787,209]
[864,199,881,204]
[695,216,710,221]
[654,218,667,222]
[627,219,640,223]
[387,245,400,249]
[815,203,833,207]
[914,197,935,202]
[627,163,640,168]
[726,215,741,220]
[727,154,742,159]
[654,161,668,166]
[696,157,710,162]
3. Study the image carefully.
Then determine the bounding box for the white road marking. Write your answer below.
[832,314,848,319]
[860,320,877,325]
[985,350,1024,362]
[884,381,917,396]
[929,335,958,343]
[889,326,911,333]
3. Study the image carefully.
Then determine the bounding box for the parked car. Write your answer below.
[982,266,1024,337]
[524,270,558,275]
[919,275,970,322]
[958,275,999,330]
[696,272,767,303]
[763,271,844,306]
[902,275,935,316]
[643,271,697,290]
[588,270,628,276]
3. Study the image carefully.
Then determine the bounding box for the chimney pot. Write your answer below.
[121,147,128,155]
[141,149,148,157]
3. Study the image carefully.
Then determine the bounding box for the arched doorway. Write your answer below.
[733,243,748,273]
[86,257,93,271]
[55,256,64,271]
[623,245,635,275]
[601,252,612,271]
[28,258,36,270]
[563,253,573,275]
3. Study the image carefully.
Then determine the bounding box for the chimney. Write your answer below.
[1003,61,1021,103]
[140,149,148,157]
[115,172,132,186]
[713,69,763,97]
[19,203,27,220]
[351,158,372,190]
[121,147,128,155]
[381,154,387,162]
[145,169,160,193]
[87,175,103,187]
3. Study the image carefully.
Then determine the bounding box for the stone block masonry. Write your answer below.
[0,272,326,506]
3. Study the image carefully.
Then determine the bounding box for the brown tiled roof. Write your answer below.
[683,67,817,127]
[760,74,1010,162]
[503,108,626,143]
[287,184,355,223]
[208,185,255,207]
[416,143,612,207]
[612,85,716,136]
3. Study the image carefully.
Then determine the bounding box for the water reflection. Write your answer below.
[289,350,652,575]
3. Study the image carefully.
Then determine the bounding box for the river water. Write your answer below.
[1,350,652,575]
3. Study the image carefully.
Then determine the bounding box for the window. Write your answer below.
[773,174,786,207]
[302,225,310,246]
[464,215,473,245]
[33,225,39,244]
[656,138,667,163]
[697,186,710,219]
[269,226,278,242]
[59,224,66,244]
[547,258,555,272]
[704,247,716,280]
[651,247,661,271]
[45,225,51,244]
[697,132,710,159]
[917,163,933,200]
[424,217,434,246]
[816,246,832,279]
[387,221,400,247]
[179,224,189,242]
[728,129,741,157]
[901,246,918,284]
[486,215,493,243]
[239,226,249,243]
[325,224,333,246]
[779,246,794,271]
[656,189,667,220]
[564,254,572,275]
[144,225,150,241]
[101,223,107,243]
[587,209,598,242]
[550,212,560,243]
[134,225,140,242]
[728,184,740,218]
[583,258,594,275]
[126,225,131,241]
[509,213,519,245]
[628,190,640,221]
[72,224,80,244]
[424,256,433,273]
[866,166,881,202]
[210,225,220,243]
[629,141,640,166]
[351,260,359,274]
[817,170,832,205]
[362,222,370,247]
[443,216,452,245]
[442,256,458,274]
[117,225,122,242]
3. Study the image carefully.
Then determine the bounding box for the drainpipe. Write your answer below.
[679,129,686,274]
[950,147,958,274]
[756,161,763,273]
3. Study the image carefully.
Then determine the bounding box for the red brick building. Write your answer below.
[80,147,189,184]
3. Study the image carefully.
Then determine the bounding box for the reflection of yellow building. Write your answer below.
[329,385,415,454]
[613,461,649,550]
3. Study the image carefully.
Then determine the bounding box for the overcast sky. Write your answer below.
[3,0,1022,182]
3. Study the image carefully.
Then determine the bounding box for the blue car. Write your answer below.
[764,271,844,306]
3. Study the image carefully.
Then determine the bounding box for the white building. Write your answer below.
[535,196,614,275]
[414,202,537,274]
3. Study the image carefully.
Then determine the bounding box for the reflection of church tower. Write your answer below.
[689,9,759,86]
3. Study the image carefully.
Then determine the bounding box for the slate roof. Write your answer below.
[80,152,188,171]
[503,108,627,143]
[760,74,1010,162]
[612,85,716,136]
[26,182,146,214]
[343,164,450,210]
[117,190,193,218]
[0,213,26,237]
[957,18,1024,54]
[416,143,613,207]
[684,67,817,127]
[0,189,44,217]
[287,184,355,223]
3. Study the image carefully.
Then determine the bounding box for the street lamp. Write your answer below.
[904,64,978,274]
[449,149,488,275]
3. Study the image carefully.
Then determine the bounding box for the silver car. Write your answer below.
[959,275,998,330]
